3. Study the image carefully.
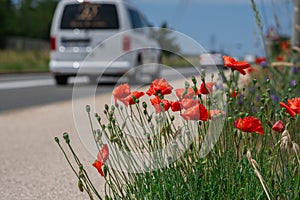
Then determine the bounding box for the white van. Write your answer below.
[49,0,161,85]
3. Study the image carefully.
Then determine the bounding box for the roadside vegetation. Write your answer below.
[0,50,49,73]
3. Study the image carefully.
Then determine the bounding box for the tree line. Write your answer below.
[0,0,58,48]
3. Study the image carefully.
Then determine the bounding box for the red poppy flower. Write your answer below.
[230,90,240,98]
[287,97,300,113]
[180,98,199,109]
[234,116,264,135]
[210,110,226,119]
[93,144,109,176]
[272,120,284,133]
[280,102,296,117]
[280,97,300,117]
[93,160,104,176]
[247,67,255,73]
[198,82,214,95]
[97,144,109,163]
[175,88,195,99]
[122,91,145,106]
[280,41,289,51]
[276,55,283,61]
[112,84,144,106]
[181,104,208,121]
[223,56,251,75]
[170,101,182,112]
[255,57,266,64]
[113,83,131,103]
[146,78,173,96]
[150,96,170,113]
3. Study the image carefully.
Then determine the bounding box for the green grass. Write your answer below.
[0,50,49,73]
[0,50,197,74]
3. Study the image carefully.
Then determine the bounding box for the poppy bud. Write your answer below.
[115,103,119,108]
[54,137,59,143]
[111,105,115,111]
[105,104,109,111]
[78,179,84,192]
[227,117,233,122]
[260,106,264,111]
[63,132,69,140]
[111,118,115,124]
[252,79,257,85]
[239,112,245,118]
[170,115,175,121]
[79,170,84,178]
[142,102,147,109]
[132,96,137,103]
[272,120,284,133]
[86,105,91,113]
[95,114,101,123]
[288,88,292,93]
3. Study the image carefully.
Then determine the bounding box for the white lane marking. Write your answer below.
[0,77,89,90]
[0,79,55,90]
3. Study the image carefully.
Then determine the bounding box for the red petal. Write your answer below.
[170,101,182,112]
[280,102,296,117]
[97,144,109,163]
[92,161,104,176]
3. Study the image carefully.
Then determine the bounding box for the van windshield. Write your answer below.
[60,3,119,29]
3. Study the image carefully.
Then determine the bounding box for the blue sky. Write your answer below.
[132,0,293,57]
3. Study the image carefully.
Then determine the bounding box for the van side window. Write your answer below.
[127,8,144,29]
[60,3,119,29]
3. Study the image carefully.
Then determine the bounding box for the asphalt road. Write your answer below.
[0,67,208,112]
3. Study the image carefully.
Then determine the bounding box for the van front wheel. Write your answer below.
[54,75,68,85]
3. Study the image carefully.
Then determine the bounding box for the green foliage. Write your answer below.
[155,22,181,57]
[0,0,16,48]
[15,0,58,39]
[0,0,58,48]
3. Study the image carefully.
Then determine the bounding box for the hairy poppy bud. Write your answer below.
[78,179,84,192]
[54,137,59,143]
[111,105,115,111]
[142,102,147,109]
[63,132,69,140]
[86,105,91,113]
[105,104,109,111]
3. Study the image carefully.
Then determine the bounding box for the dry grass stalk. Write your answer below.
[247,150,271,200]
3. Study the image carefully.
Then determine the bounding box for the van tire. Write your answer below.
[54,75,68,85]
